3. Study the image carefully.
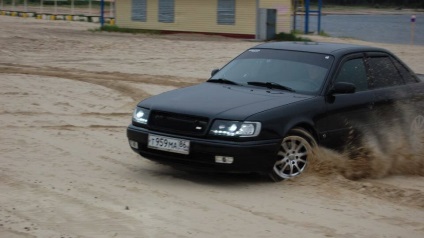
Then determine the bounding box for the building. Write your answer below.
[115,0,292,39]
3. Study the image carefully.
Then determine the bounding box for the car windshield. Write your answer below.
[209,49,334,94]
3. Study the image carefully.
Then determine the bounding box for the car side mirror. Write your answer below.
[329,82,356,95]
[211,69,220,77]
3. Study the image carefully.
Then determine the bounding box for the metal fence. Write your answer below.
[0,0,114,17]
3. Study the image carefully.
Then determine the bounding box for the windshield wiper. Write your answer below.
[208,78,241,86]
[247,81,296,92]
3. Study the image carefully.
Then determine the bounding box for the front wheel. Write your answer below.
[269,128,316,182]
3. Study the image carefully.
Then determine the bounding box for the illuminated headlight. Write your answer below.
[209,120,261,137]
[132,107,150,124]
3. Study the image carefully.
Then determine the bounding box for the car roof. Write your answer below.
[253,42,389,56]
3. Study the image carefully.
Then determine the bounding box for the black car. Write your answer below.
[127,42,424,181]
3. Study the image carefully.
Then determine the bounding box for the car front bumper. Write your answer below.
[127,125,280,173]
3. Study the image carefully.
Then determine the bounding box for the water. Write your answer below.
[296,14,424,45]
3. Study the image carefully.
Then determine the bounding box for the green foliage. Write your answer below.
[291,29,304,35]
[273,32,312,42]
[318,30,330,37]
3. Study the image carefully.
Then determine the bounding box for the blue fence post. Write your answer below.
[304,0,310,34]
[318,0,322,33]
[100,0,105,27]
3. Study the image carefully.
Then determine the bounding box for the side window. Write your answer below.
[158,0,175,23]
[335,58,368,92]
[132,0,147,22]
[366,56,404,89]
[217,0,236,25]
[391,57,419,84]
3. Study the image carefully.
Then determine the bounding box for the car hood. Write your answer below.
[139,83,313,120]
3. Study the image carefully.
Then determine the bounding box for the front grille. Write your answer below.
[148,111,209,136]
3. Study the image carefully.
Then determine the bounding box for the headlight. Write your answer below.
[209,120,261,137]
[133,107,150,124]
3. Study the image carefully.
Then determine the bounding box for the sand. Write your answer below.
[0,16,423,238]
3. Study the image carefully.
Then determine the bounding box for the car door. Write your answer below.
[394,56,424,125]
[318,53,376,150]
[365,52,413,132]
[402,66,424,148]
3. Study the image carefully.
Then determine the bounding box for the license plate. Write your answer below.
[148,134,190,155]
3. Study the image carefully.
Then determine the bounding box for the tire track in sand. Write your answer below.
[0,63,201,101]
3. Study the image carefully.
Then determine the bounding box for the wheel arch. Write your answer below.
[280,120,319,144]
[291,122,318,141]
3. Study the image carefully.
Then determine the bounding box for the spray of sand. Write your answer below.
[307,104,424,180]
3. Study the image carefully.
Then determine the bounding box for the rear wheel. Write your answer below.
[269,128,316,182]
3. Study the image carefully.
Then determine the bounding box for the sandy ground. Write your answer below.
[0,16,423,238]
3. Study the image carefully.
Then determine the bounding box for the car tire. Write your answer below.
[269,127,316,182]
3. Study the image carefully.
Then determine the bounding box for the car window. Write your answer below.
[219,59,263,80]
[366,56,404,89]
[334,58,368,91]
[390,57,419,84]
[210,49,334,94]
